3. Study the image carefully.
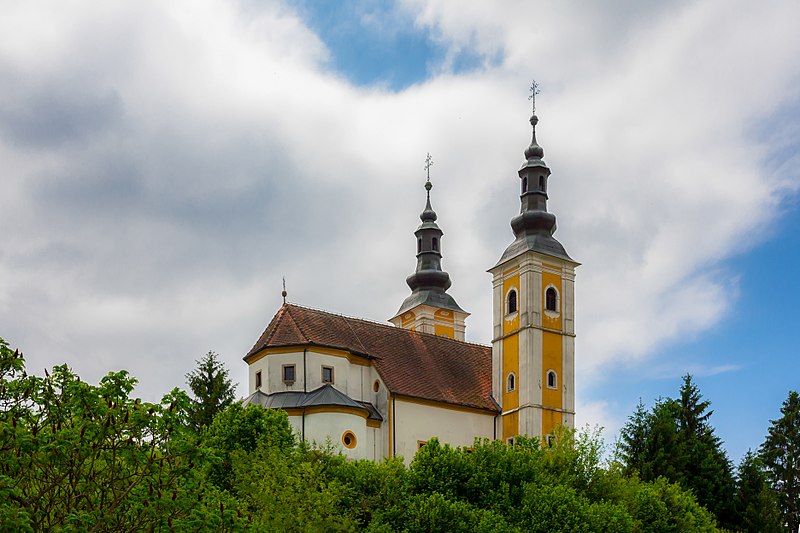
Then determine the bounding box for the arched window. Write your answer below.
[507,289,518,314]
[506,372,516,392]
[546,370,557,390]
[539,175,545,190]
[432,237,439,252]
[545,287,558,312]
[546,434,556,447]
[417,238,422,253]
[521,177,528,193]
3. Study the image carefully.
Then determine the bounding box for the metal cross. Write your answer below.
[528,80,540,113]
[424,152,434,181]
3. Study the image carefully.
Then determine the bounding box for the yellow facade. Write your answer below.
[501,273,520,439]
[541,271,563,438]
[433,309,455,338]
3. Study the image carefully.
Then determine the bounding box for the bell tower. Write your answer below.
[390,154,469,340]
[489,87,579,443]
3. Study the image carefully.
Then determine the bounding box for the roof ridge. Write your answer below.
[285,302,490,349]
[283,303,310,343]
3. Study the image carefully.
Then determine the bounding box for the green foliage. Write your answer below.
[733,450,782,532]
[202,401,294,492]
[616,375,736,528]
[760,390,800,533]
[0,337,247,531]
[185,351,236,431]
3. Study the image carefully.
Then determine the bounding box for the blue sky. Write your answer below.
[286,0,800,462]
[1,0,799,465]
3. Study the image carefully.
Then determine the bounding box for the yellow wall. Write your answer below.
[401,312,415,328]
[542,332,563,437]
[434,309,455,339]
[501,273,520,440]
[541,271,562,331]
[434,324,454,338]
[502,410,519,441]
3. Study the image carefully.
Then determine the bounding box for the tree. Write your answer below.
[674,375,736,528]
[761,390,800,533]
[0,337,246,531]
[617,399,649,476]
[733,450,782,532]
[185,351,236,430]
[616,376,736,528]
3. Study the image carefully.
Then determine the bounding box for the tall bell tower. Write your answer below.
[489,88,579,443]
[390,154,469,340]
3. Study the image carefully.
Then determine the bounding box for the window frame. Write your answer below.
[506,288,518,315]
[282,364,296,385]
[255,370,262,389]
[322,365,334,384]
[546,369,558,390]
[506,372,516,393]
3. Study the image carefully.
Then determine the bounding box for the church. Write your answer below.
[242,104,578,461]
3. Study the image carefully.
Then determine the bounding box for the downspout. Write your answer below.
[303,347,308,392]
[392,397,396,457]
[302,347,308,442]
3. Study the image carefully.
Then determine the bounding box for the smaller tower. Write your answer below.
[390,155,469,340]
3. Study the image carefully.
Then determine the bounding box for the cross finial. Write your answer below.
[424,152,434,182]
[528,79,540,113]
[281,277,287,304]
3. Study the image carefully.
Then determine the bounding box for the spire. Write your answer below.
[395,154,465,317]
[495,83,575,266]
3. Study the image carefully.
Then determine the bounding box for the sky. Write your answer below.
[1,0,799,464]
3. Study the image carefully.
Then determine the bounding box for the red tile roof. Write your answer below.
[245,304,498,412]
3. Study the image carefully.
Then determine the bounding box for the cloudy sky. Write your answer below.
[2,0,799,462]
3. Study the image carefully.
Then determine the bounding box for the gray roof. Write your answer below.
[395,288,466,317]
[495,233,577,267]
[243,384,383,421]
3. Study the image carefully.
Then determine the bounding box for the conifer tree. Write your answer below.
[734,450,782,532]
[185,351,236,431]
[760,390,800,533]
[674,375,736,528]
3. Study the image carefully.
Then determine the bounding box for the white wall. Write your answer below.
[392,399,495,462]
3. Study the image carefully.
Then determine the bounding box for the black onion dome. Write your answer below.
[396,177,465,316]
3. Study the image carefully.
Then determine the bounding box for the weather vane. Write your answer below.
[528,79,540,113]
[281,277,287,304]
[424,152,434,182]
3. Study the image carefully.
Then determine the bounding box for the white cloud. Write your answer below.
[0,0,798,405]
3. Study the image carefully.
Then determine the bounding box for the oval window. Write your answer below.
[373,380,380,393]
[342,431,357,449]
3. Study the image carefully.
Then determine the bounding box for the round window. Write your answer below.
[373,380,380,392]
[342,431,357,449]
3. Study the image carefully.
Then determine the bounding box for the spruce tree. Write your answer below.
[186,351,236,430]
[734,450,782,532]
[674,374,736,528]
[760,390,800,533]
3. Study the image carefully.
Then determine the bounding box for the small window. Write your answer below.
[255,370,262,389]
[545,287,558,312]
[539,175,545,190]
[282,364,296,384]
[521,176,528,193]
[546,370,557,390]
[432,237,439,251]
[417,440,427,450]
[373,380,380,392]
[507,289,518,314]
[546,434,557,447]
[342,431,357,449]
[322,366,334,384]
[417,238,422,253]
[506,437,515,445]
[506,372,516,392]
